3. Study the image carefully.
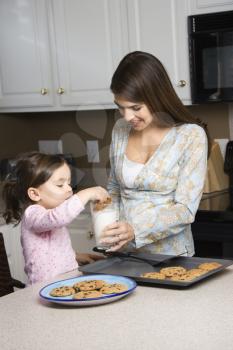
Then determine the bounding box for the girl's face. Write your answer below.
[36,163,73,209]
[114,96,154,131]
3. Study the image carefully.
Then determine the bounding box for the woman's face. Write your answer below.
[37,163,73,209]
[114,96,154,131]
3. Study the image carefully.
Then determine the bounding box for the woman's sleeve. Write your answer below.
[24,195,85,233]
[107,125,121,213]
[134,127,208,248]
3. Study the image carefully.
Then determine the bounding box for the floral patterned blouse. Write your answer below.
[107,118,208,256]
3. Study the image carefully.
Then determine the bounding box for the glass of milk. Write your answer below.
[90,202,118,249]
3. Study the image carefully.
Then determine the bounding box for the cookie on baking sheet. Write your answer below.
[170,273,195,282]
[50,286,76,297]
[100,283,128,294]
[160,266,187,277]
[73,279,105,291]
[73,290,103,299]
[198,262,222,271]
[188,268,206,277]
[141,272,166,280]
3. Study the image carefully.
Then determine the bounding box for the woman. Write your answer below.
[99,51,210,256]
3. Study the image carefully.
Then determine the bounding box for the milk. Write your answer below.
[90,202,118,248]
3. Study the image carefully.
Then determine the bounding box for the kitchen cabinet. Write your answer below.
[0,223,27,284]
[51,0,128,109]
[189,0,233,14]
[68,211,96,254]
[0,0,128,112]
[0,0,54,110]
[126,0,192,104]
[3,1,232,112]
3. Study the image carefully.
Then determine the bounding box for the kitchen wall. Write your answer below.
[0,102,230,188]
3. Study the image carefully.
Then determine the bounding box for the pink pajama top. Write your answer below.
[21,195,84,284]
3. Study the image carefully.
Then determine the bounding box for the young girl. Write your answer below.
[3,152,110,284]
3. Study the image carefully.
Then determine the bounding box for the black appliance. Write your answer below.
[192,190,233,260]
[188,10,233,103]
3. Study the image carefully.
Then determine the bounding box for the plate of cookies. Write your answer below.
[39,274,137,306]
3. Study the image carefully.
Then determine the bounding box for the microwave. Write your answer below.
[188,10,233,104]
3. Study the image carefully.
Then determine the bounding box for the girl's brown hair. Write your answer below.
[3,152,66,224]
[110,51,211,154]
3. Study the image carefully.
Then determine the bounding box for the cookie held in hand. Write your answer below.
[94,197,112,211]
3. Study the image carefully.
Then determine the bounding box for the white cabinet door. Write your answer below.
[51,0,128,109]
[127,0,191,104]
[0,0,54,109]
[68,213,96,253]
[0,0,128,112]
[189,0,233,14]
[70,228,96,254]
[1,224,27,284]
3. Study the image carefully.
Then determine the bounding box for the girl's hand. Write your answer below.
[77,186,109,205]
[76,253,104,266]
[100,221,135,252]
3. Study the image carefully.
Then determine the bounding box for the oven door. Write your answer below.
[189,30,233,103]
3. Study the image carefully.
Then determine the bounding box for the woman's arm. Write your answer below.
[134,126,208,248]
[107,126,121,213]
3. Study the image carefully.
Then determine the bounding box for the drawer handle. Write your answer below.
[40,88,48,95]
[177,80,187,87]
[57,87,65,94]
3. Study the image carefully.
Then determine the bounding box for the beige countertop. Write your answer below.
[0,266,233,350]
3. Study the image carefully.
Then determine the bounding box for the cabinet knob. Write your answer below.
[57,87,65,94]
[177,80,187,87]
[40,88,48,95]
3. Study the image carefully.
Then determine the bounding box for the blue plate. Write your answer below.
[39,274,137,306]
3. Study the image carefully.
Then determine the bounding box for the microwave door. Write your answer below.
[220,31,233,101]
[206,38,221,101]
[191,32,219,103]
[201,33,221,102]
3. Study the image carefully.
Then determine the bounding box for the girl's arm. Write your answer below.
[24,195,85,233]
[24,186,109,233]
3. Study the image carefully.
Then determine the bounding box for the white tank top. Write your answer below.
[122,154,144,188]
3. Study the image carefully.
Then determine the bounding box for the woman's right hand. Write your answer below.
[100,221,135,251]
[77,186,110,206]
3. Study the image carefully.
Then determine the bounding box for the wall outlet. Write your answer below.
[215,138,229,159]
[38,140,63,154]
[86,140,100,163]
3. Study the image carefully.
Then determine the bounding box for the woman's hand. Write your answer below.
[100,221,135,252]
[76,253,104,266]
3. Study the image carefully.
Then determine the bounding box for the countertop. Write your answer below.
[0,266,233,350]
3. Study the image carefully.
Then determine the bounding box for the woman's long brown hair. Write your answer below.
[110,51,211,155]
[2,152,66,225]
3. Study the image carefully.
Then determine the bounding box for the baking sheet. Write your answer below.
[79,255,233,288]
